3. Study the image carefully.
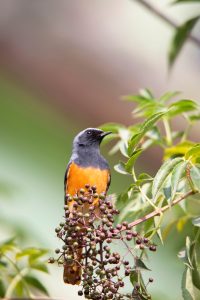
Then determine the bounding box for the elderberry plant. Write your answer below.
[52,89,200,299]
[51,187,156,299]
[100,89,200,299]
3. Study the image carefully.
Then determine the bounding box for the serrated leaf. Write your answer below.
[152,157,183,200]
[24,275,49,296]
[128,111,166,152]
[190,165,200,191]
[114,162,130,175]
[169,16,200,67]
[171,160,187,201]
[125,149,142,173]
[168,100,198,117]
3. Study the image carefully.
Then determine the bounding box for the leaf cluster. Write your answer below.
[0,238,49,298]
[100,89,200,299]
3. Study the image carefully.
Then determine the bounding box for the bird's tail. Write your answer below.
[63,247,82,285]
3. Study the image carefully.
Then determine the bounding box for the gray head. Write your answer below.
[73,128,111,149]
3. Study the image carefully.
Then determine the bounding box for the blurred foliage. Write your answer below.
[169,15,200,67]
[0,238,49,298]
[167,0,200,67]
[136,0,200,68]
[101,89,200,299]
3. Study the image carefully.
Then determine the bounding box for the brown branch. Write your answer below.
[125,190,197,230]
[133,0,200,47]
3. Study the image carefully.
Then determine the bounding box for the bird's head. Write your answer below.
[73,128,112,149]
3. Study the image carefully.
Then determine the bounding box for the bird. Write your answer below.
[63,128,111,285]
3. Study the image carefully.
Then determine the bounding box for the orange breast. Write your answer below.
[66,162,109,196]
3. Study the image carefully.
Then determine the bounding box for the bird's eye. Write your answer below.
[87,131,91,135]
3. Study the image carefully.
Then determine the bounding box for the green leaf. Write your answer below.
[152,157,184,200]
[30,263,49,273]
[169,16,200,67]
[182,267,195,300]
[189,114,200,122]
[185,144,200,161]
[134,257,151,271]
[136,173,153,186]
[24,275,49,296]
[128,111,166,152]
[119,141,129,158]
[192,216,200,227]
[130,270,139,286]
[159,91,181,102]
[191,239,200,291]
[139,88,154,99]
[125,88,154,103]
[168,100,198,117]
[154,215,164,244]
[171,160,187,201]
[125,149,142,173]
[190,165,200,191]
[16,248,48,261]
[186,237,193,269]
[0,260,7,268]
[132,102,158,118]
[114,162,130,175]
[164,141,194,160]
[174,0,200,3]
[124,95,151,103]
[0,279,5,298]
[99,122,125,133]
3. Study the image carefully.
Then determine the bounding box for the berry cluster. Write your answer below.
[49,185,156,299]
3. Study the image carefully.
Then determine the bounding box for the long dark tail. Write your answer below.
[63,247,82,285]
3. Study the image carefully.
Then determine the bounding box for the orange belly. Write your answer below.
[66,162,109,196]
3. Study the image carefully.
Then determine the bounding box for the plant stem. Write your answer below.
[5,267,30,298]
[123,190,197,230]
[133,0,200,48]
[3,254,32,298]
[163,118,172,146]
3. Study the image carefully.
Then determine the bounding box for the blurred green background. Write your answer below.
[1,0,200,299]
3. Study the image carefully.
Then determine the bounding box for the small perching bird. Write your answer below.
[63,128,111,285]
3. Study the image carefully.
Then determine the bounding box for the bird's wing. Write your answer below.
[64,161,72,200]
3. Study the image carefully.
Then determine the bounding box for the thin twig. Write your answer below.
[133,0,200,47]
[123,190,197,230]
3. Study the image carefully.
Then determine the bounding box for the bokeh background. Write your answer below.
[1,0,200,299]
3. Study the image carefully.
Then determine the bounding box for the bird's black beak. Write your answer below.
[100,131,112,138]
